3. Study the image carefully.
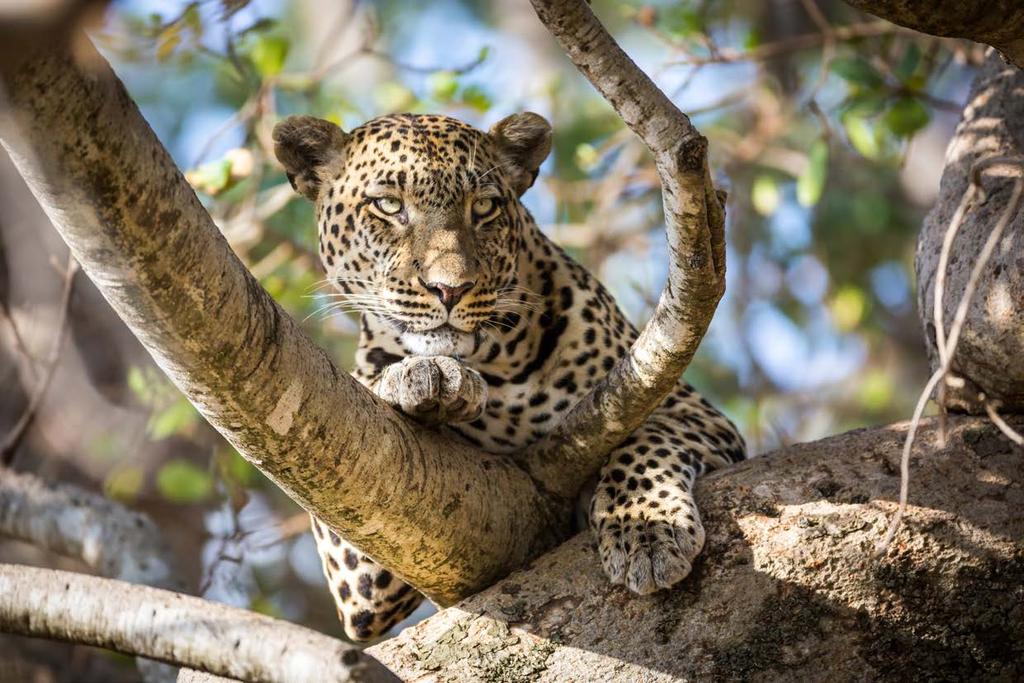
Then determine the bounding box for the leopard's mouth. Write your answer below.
[401,324,483,357]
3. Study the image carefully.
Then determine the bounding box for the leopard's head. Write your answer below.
[274,112,551,356]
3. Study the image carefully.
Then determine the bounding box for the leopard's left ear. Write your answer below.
[273,116,349,201]
[488,112,551,196]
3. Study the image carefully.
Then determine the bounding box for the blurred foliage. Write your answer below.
[59,0,981,645]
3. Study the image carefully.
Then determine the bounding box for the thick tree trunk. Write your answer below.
[369,416,1024,681]
[916,53,1024,413]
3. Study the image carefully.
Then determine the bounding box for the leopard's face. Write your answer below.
[321,115,526,356]
[275,112,551,357]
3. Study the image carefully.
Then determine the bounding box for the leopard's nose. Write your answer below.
[419,278,475,311]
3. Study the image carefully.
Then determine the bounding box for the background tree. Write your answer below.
[0,0,1020,680]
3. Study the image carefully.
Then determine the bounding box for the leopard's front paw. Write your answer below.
[376,355,486,424]
[592,492,705,595]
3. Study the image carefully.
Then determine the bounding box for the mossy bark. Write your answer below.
[370,417,1024,681]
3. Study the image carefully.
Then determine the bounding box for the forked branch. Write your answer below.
[0,1,723,603]
[523,0,727,496]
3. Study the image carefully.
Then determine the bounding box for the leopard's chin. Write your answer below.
[401,324,481,357]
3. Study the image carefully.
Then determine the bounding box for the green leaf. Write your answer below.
[186,158,232,195]
[147,398,198,440]
[428,71,459,102]
[156,459,213,504]
[894,43,921,83]
[742,27,762,51]
[830,285,868,332]
[751,174,780,216]
[859,369,893,411]
[842,92,886,118]
[575,143,598,171]
[796,140,829,207]
[883,97,930,138]
[374,82,416,111]
[155,24,182,62]
[461,85,492,112]
[842,113,881,160]
[250,35,289,78]
[660,6,701,37]
[222,448,259,487]
[830,57,883,89]
[105,466,144,503]
[127,366,151,403]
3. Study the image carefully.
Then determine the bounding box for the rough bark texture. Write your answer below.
[0,565,397,683]
[916,54,1024,413]
[842,0,1024,68]
[369,416,1024,681]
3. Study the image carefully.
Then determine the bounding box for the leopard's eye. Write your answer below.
[374,197,403,215]
[472,197,497,220]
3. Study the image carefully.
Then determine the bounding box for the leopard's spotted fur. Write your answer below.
[273,112,746,641]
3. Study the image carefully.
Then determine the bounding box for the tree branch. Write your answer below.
[1,253,77,465]
[0,565,397,683]
[369,417,1024,680]
[841,0,1024,68]
[0,467,184,681]
[0,42,567,605]
[522,0,726,497]
[0,467,179,588]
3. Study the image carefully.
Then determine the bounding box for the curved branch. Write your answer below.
[0,565,397,683]
[522,0,727,497]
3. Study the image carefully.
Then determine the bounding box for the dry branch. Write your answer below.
[0,254,77,464]
[0,565,397,683]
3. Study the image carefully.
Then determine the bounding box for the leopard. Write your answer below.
[272,111,746,642]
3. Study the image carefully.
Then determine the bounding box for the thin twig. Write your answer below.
[931,175,978,445]
[982,397,1024,446]
[0,253,77,465]
[0,301,39,378]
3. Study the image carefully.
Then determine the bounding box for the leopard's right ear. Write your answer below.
[273,116,349,201]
